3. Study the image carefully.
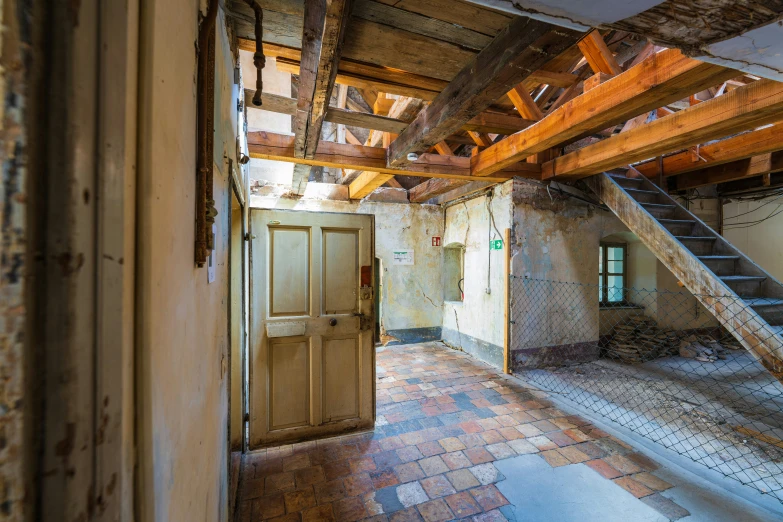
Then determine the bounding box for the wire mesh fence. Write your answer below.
[510,276,783,501]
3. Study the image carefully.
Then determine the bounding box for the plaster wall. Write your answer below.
[136,3,238,521]
[441,182,514,368]
[250,189,444,336]
[723,197,783,282]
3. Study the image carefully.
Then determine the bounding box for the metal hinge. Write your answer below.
[244,233,255,241]
[243,412,250,422]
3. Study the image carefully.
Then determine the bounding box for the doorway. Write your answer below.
[248,209,376,448]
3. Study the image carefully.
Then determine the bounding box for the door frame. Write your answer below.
[248,208,376,448]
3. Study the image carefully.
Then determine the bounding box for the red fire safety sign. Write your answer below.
[432,236,441,246]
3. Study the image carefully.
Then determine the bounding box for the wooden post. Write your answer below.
[503,227,511,374]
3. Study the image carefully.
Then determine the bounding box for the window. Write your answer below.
[599,242,626,305]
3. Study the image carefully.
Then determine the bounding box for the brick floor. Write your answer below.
[236,342,688,521]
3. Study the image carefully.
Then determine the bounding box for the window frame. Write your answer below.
[599,242,628,306]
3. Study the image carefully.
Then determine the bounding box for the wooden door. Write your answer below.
[249,209,375,448]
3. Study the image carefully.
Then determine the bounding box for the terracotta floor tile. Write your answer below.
[284,487,316,513]
[526,436,557,451]
[419,456,450,477]
[540,449,570,468]
[558,445,590,464]
[445,469,480,491]
[380,437,406,451]
[485,442,515,460]
[267,513,301,522]
[301,504,335,522]
[614,476,654,498]
[295,466,326,489]
[439,437,467,452]
[480,430,506,445]
[241,477,266,500]
[459,421,484,434]
[265,472,296,493]
[417,498,454,522]
[343,472,374,497]
[371,469,400,489]
[464,447,495,465]
[604,454,643,476]
[314,479,346,504]
[441,451,472,470]
[469,484,509,511]
[389,506,425,522]
[626,452,660,472]
[397,446,425,463]
[421,475,457,499]
[253,494,285,520]
[585,459,622,479]
[395,462,426,483]
[417,441,446,457]
[632,472,673,492]
[350,456,377,474]
[546,430,578,447]
[332,496,368,522]
[444,491,482,518]
[473,508,509,521]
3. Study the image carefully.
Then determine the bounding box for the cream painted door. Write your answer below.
[249,209,375,448]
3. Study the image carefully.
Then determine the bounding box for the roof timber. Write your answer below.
[542,79,783,180]
[247,131,540,182]
[633,123,783,179]
[471,49,737,177]
[387,17,583,167]
[291,0,352,194]
[672,152,783,191]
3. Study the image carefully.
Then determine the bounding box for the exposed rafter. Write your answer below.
[543,79,783,179]
[673,152,783,191]
[387,17,582,167]
[471,49,736,177]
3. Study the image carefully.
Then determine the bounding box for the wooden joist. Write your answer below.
[292,0,353,193]
[471,49,736,177]
[507,85,543,120]
[577,30,622,76]
[386,17,582,167]
[633,123,783,178]
[349,171,396,199]
[247,131,539,181]
[673,152,783,190]
[543,79,783,179]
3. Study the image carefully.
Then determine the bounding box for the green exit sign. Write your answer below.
[490,239,503,250]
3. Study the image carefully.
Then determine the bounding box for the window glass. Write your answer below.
[599,243,626,304]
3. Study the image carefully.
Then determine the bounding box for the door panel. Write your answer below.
[270,227,310,316]
[323,229,358,314]
[249,209,374,448]
[322,336,360,422]
[269,337,311,430]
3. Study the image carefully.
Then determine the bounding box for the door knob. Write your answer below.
[329,318,337,326]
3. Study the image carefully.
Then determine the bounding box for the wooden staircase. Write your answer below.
[586,171,783,383]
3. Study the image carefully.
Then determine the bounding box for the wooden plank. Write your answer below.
[634,123,783,178]
[471,49,736,177]
[584,72,611,92]
[342,19,476,82]
[577,30,622,75]
[388,17,582,167]
[507,84,543,120]
[467,131,494,148]
[527,69,578,88]
[409,178,470,202]
[352,0,492,50]
[463,112,535,135]
[673,152,783,190]
[349,171,395,198]
[378,0,512,37]
[247,131,535,181]
[543,79,783,180]
[293,0,353,160]
[325,107,407,133]
[432,180,497,204]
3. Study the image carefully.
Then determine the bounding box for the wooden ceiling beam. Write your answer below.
[542,79,783,180]
[386,17,582,167]
[633,123,783,178]
[471,49,736,177]
[577,30,622,76]
[507,84,544,120]
[672,152,783,191]
[291,0,353,194]
[248,131,538,181]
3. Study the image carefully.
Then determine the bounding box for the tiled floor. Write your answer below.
[235,342,771,521]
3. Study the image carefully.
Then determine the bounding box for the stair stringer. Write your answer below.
[586,172,783,382]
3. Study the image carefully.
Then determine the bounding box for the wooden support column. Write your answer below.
[504,227,512,375]
[291,0,353,194]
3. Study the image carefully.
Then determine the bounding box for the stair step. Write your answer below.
[721,275,766,282]
[625,188,658,195]
[675,236,716,241]
[744,298,783,308]
[659,218,696,235]
[698,255,739,260]
[643,203,675,209]
[660,219,696,225]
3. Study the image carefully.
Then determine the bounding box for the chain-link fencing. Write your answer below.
[510,276,783,502]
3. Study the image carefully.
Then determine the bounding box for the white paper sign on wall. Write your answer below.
[392,249,414,265]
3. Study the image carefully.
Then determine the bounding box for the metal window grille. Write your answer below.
[510,275,783,502]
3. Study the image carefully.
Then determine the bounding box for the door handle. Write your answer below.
[329,318,337,326]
